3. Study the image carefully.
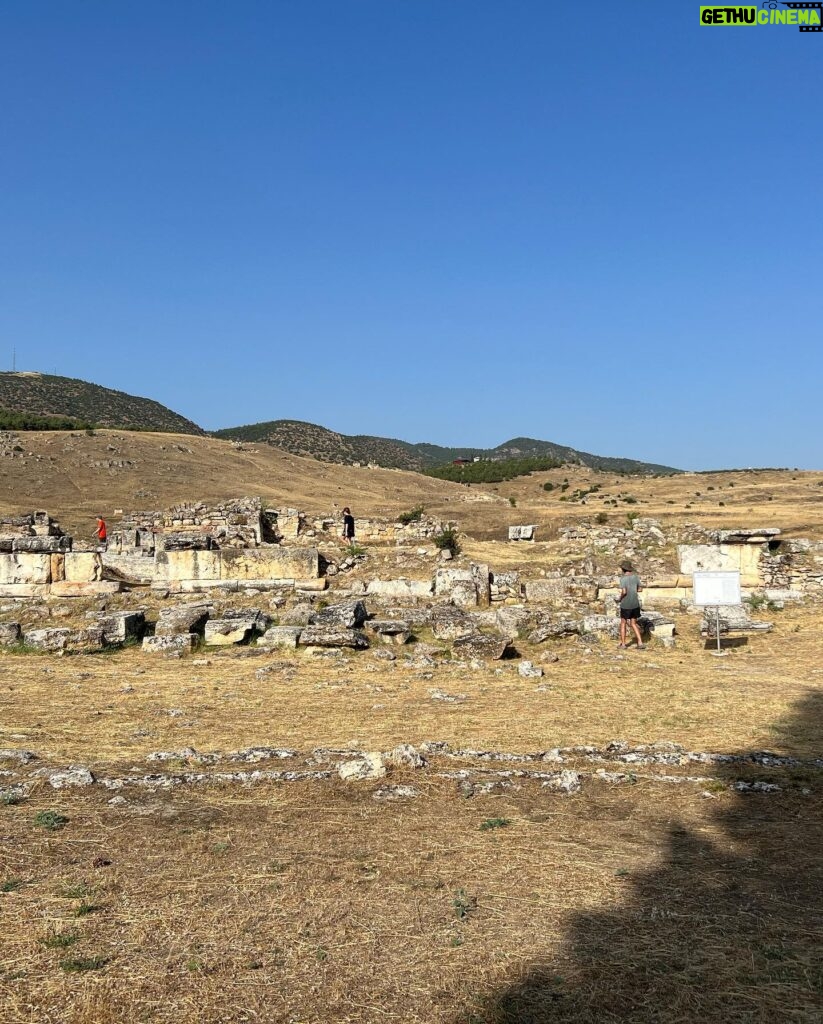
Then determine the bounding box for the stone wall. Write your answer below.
[153,545,321,593]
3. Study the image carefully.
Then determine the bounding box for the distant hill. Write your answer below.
[0,373,204,435]
[214,419,423,469]
[214,419,680,475]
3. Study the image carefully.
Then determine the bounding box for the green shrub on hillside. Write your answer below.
[425,455,562,485]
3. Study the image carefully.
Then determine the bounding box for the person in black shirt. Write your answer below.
[341,507,355,544]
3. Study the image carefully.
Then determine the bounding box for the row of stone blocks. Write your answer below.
[0,601,410,655]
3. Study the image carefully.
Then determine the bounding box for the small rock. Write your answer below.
[142,634,197,654]
[430,688,468,703]
[373,785,419,801]
[385,744,427,769]
[542,770,581,794]
[518,660,543,678]
[337,753,386,782]
[49,766,95,788]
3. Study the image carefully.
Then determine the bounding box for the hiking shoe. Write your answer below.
[636,644,647,651]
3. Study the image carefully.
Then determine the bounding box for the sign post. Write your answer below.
[692,571,742,657]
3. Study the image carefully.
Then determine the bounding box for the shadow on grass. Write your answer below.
[464,691,823,1023]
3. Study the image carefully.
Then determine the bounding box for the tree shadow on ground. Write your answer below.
[469,691,823,1023]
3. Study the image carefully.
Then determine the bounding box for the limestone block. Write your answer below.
[50,554,65,582]
[0,623,21,645]
[431,607,475,641]
[366,579,433,599]
[25,627,106,652]
[156,604,211,636]
[0,553,51,585]
[434,568,473,596]
[364,620,411,645]
[701,607,773,635]
[86,611,146,644]
[280,604,314,626]
[494,606,532,635]
[142,633,197,653]
[50,582,122,597]
[580,614,620,638]
[524,580,569,603]
[678,544,740,575]
[528,620,580,643]
[508,525,536,541]
[163,532,213,551]
[220,546,320,581]
[294,579,327,592]
[204,609,268,646]
[311,600,368,629]
[763,589,805,603]
[257,626,302,649]
[12,536,71,553]
[204,620,255,646]
[102,552,155,584]
[155,550,221,582]
[0,584,49,598]
[711,528,780,543]
[298,626,369,649]
[452,633,511,660]
[64,552,103,583]
[738,543,763,584]
[471,563,491,608]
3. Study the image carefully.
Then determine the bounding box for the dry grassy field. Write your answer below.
[0,432,821,1023]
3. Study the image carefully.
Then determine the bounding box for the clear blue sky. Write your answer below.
[1,2,820,469]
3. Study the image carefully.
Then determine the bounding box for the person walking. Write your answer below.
[95,515,107,551]
[341,507,355,544]
[616,559,644,649]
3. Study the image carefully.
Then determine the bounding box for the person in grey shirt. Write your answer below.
[616,559,645,650]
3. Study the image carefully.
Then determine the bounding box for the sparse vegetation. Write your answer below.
[41,929,80,949]
[397,505,425,524]
[426,455,563,484]
[0,372,204,434]
[479,817,511,831]
[60,955,108,973]
[452,888,477,920]
[34,811,69,831]
[432,527,460,556]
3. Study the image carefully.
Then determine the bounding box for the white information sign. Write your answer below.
[692,571,741,607]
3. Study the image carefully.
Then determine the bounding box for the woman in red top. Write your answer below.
[95,516,107,549]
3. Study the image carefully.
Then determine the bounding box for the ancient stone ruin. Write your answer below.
[0,501,821,656]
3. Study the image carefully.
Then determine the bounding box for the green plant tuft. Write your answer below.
[432,528,460,556]
[34,810,69,831]
[397,505,425,524]
[479,817,511,831]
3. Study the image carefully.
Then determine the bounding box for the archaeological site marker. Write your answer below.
[692,570,742,657]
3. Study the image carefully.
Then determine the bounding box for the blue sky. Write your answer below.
[1,2,820,469]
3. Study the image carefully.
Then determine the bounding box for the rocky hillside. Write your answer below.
[0,373,204,435]
[214,420,423,469]
[215,420,680,475]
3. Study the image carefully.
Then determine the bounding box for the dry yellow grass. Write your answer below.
[0,434,821,1022]
[0,605,821,765]
[1,430,822,542]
